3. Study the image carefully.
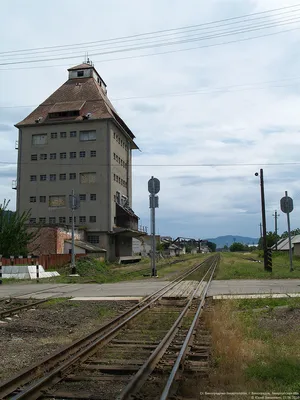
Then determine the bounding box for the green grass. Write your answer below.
[215,252,300,279]
[207,298,300,391]
[1,254,206,285]
[235,297,300,311]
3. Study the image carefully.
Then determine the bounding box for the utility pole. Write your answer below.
[69,189,79,275]
[259,223,262,238]
[255,169,271,272]
[71,189,76,275]
[272,210,280,250]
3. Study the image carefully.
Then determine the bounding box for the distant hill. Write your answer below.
[205,235,259,248]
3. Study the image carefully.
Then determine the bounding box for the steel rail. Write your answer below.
[0,299,48,319]
[1,255,213,399]
[117,255,219,400]
[160,254,220,400]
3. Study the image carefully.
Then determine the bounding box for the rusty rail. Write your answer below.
[0,255,214,399]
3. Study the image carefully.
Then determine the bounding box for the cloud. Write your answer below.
[1,0,300,236]
[131,102,162,114]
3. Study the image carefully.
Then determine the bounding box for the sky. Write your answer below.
[1,0,300,239]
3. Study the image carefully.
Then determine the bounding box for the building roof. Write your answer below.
[272,235,300,251]
[65,240,106,253]
[68,63,96,71]
[15,64,137,146]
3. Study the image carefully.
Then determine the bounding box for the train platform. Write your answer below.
[0,279,300,300]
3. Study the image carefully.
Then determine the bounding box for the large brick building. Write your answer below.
[15,62,144,261]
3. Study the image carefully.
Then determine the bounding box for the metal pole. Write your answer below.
[151,194,157,277]
[0,255,2,285]
[285,191,294,272]
[71,189,76,275]
[259,169,270,271]
[274,210,278,251]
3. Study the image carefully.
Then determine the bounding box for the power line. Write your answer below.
[1,162,300,167]
[2,9,300,61]
[2,75,300,109]
[1,26,299,72]
[1,17,300,66]
[1,3,299,56]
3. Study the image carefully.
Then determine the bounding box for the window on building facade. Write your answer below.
[39,217,46,224]
[29,218,36,224]
[80,172,96,184]
[30,175,37,182]
[40,196,46,203]
[70,131,77,138]
[79,130,96,141]
[79,216,86,223]
[60,132,67,138]
[79,151,86,158]
[90,150,96,157]
[51,132,57,139]
[77,70,84,77]
[90,194,96,201]
[40,154,47,160]
[89,216,96,223]
[70,152,76,159]
[69,216,77,223]
[69,173,76,180]
[59,217,66,224]
[40,175,47,181]
[59,173,66,180]
[49,195,66,207]
[60,152,66,159]
[31,154,37,161]
[88,235,99,244]
[32,134,47,146]
[79,194,86,201]
[50,174,56,181]
[49,217,56,224]
[29,196,36,203]
[50,153,56,160]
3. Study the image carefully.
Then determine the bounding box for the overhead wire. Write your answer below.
[1,2,299,57]
[1,26,299,72]
[2,74,300,109]
[1,16,300,66]
[1,8,300,61]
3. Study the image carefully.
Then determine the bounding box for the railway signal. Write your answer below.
[148,176,160,277]
[280,191,294,272]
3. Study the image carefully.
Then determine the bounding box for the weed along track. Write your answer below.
[0,254,219,400]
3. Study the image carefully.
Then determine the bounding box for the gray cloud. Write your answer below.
[131,102,162,114]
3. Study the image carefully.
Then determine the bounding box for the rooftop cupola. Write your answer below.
[67,60,107,94]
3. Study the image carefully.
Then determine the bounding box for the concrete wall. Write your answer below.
[115,236,132,258]
[294,242,300,256]
[109,121,132,228]
[17,120,109,231]
[64,243,86,254]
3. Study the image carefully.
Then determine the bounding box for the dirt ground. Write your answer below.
[0,299,135,382]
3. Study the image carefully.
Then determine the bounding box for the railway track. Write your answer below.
[0,254,219,400]
[0,299,49,319]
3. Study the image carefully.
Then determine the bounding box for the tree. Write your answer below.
[281,228,300,239]
[207,241,216,252]
[258,231,280,250]
[223,245,229,250]
[229,242,245,252]
[0,199,39,257]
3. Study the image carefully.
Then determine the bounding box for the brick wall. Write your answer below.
[28,226,85,255]
[56,227,85,254]
[28,226,57,255]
